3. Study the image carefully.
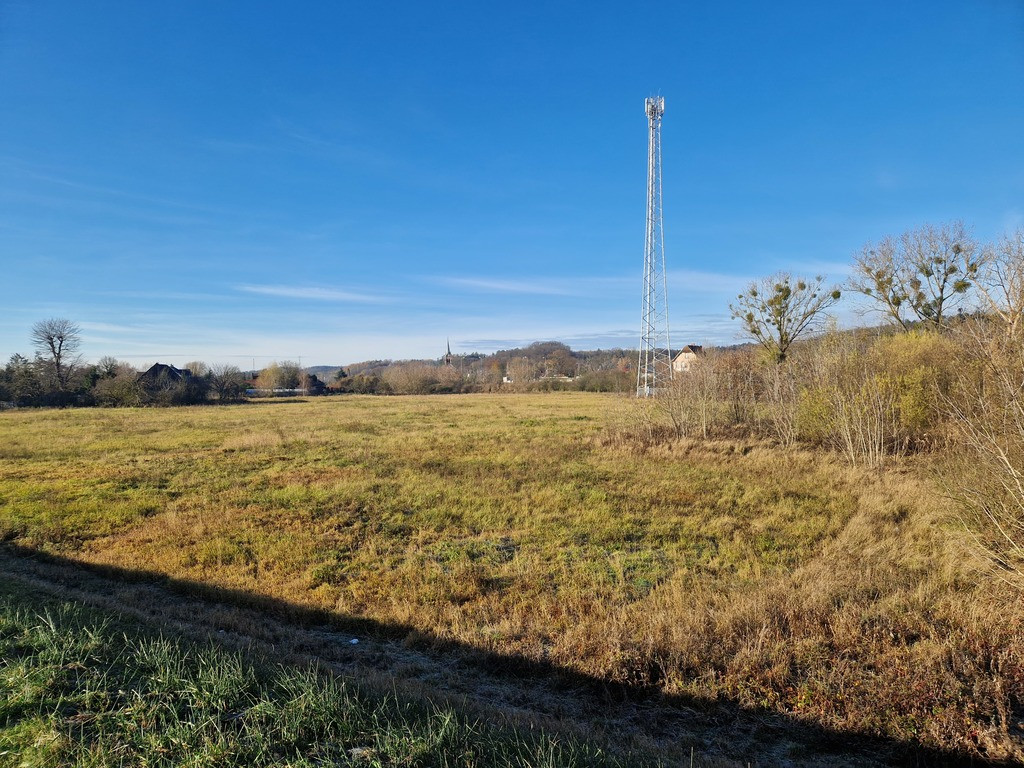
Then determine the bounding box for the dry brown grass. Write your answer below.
[1,393,1022,762]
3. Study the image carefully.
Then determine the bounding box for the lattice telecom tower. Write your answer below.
[637,96,672,397]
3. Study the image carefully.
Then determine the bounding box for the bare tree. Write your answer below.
[30,318,82,392]
[276,360,302,389]
[257,360,301,391]
[96,356,116,377]
[850,221,983,330]
[209,363,247,401]
[256,362,281,390]
[730,273,841,363]
[505,357,536,389]
[184,360,210,377]
[976,229,1024,338]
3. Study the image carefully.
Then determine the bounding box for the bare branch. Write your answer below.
[30,317,82,391]
[976,229,1024,337]
[729,273,841,363]
[849,222,982,330]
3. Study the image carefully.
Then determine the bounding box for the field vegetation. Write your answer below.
[2,388,1022,764]
[0,577,639,767]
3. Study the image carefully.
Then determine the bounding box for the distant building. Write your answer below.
[136,363,206,405]
[304,373,328,395]
[444,339,453,367]
[671,345,704,373]
[137,363,193,386]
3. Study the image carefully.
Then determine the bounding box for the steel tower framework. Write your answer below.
[637,96,672,397]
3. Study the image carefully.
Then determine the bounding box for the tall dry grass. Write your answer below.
[944,318,1024,587]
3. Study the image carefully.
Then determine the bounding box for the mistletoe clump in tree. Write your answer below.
[730,273,841,363]
[850,221,983,330]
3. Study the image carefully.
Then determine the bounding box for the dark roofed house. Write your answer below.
[137,363,193,387]
[136,363,208,405]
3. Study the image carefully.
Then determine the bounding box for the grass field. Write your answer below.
[4,552,771,768]
[1,393,1022,765]
[0,576,650,768]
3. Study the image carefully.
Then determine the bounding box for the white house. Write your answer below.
[671,345,704,373]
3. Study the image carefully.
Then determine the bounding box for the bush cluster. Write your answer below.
[657,328,957,464]
[0,358,224,407]
[651,317,1024,589]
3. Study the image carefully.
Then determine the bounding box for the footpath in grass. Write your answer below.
[0,577,648,768]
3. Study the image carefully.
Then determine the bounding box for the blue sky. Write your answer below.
[1,1,1022,366]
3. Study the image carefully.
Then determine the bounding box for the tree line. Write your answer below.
[333,341,636,395]
[0,326,335,407]
[0,328,636,406]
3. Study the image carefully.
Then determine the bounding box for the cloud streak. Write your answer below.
[436,269,758,299]
[668,268,751,294]
[436,276,579,296]
[236,284,390,303]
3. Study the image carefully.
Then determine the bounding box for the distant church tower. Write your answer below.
[444,338,453,367]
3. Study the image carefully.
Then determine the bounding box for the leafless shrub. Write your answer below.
[758,359,800,447]
[381,362,465,395]
[656,350,722,439]
[715,347,760,428]
[945,317,1024,587]
[831,367,904,467]
[93,370,144,407]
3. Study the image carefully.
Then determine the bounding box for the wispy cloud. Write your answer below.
[96,290,229,302]
[79,321,147,334]
[436,276,579,296]
[269,118,398,172]
[457,322,740,352]
[668,269,751,294]
[236,284,390,303]
[0,158,235,217]
[562,329,637,341]
[459,334,626,351]
[437,270,755,299]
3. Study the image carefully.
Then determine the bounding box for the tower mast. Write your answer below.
[637,96,672,397]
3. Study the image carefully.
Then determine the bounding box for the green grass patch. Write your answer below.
[0,577,645,767]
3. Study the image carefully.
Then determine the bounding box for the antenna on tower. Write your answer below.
[637,96,672,397]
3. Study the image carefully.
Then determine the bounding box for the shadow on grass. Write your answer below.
[0,543,1008,767]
